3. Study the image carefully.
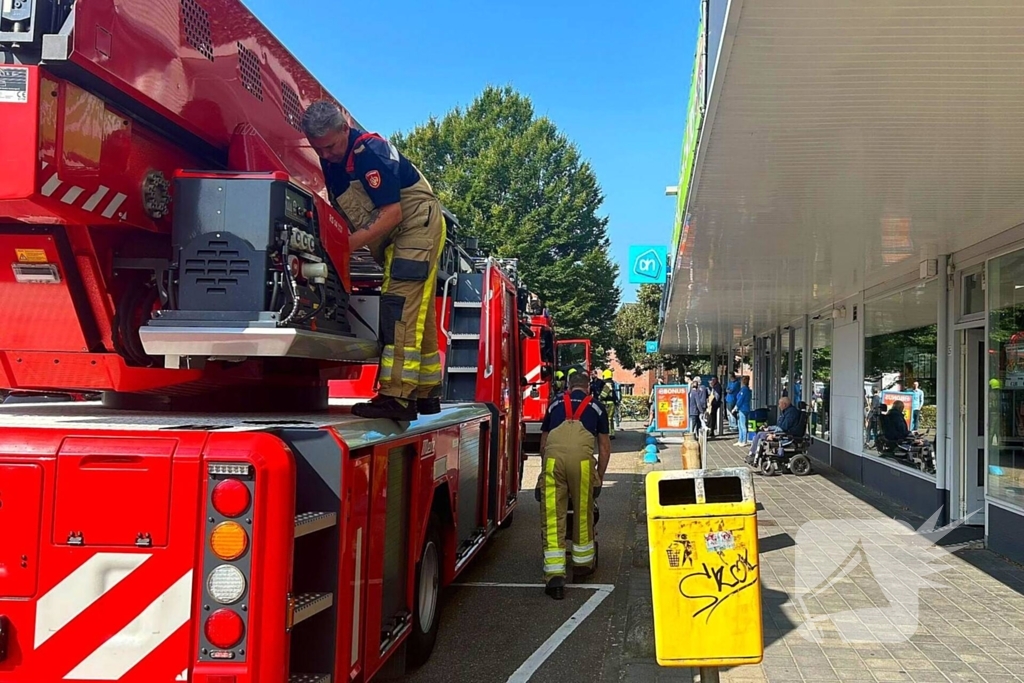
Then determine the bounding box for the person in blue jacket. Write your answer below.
[725,373,741,432]
[733,376,752,446]
[745,396,799,463]
[688,377,709,435]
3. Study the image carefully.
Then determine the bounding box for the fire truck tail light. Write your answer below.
[210,521,249,560]
[208,463,251,477]
[204,609,245,649]
[207,565,246,604]
[211,478,251,517]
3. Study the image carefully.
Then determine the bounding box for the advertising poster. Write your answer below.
[1005,341,1024,389]
[655,385,690,432]
[880,390,914,428]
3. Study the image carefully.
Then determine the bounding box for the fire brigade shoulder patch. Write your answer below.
[365,170,382,189]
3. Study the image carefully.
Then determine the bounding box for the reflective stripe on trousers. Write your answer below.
[541,458,566,577]
[377,204,446,399]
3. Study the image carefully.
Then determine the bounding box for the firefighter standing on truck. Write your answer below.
[536,370,611,600]
[302,101,444,421]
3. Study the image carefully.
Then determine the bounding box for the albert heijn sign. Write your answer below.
[629,245,669,285]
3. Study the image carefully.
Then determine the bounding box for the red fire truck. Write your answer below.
[518,298,594,452]
[0,2,526,682]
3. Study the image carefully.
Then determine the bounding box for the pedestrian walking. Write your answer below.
[708,377,723,439]
[725,372,740,431]
[734,376,752,446]
[688,377,708,438]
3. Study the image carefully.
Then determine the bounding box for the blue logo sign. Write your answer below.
[646,340,659,354]
[628,245,668,284]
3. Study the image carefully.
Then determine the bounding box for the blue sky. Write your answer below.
[244,0,698,302]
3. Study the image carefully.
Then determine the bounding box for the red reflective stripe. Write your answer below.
[345,132,386,173]
[562,394,592,422]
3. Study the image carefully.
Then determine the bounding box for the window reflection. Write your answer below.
[793,328,804,407]
[811,321,831,440]
[988,252,1024,507]
[963,272,985,317]
[781,337,791,399]
[863,281,938,476]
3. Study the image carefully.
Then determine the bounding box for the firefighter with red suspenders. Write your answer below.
[302,100,445,421]
[536,370,612,599]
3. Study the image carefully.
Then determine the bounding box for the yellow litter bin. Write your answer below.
[645,467,763,668]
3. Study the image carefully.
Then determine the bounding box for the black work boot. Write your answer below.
[417,396,441,415]
[545,576,565,600]
[351,395,417,421]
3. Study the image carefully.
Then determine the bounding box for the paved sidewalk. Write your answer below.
[622,432,1024,683]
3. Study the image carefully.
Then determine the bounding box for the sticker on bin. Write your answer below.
[665,534,695,569]
[704,530,735,552]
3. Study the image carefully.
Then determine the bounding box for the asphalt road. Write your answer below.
[399,426,648,683]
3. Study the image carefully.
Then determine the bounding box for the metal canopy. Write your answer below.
[662,0,1024,353]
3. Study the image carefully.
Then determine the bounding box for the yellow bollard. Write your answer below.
[681,437,701,470]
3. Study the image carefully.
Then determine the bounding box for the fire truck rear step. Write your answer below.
[294,511,337,538]
[291,592,334,626]
[289,675,330,683]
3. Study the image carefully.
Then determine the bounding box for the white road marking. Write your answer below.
[64,570,194,680]
[35,553,152,648]
[451,582,616,682]
[507,585,614,682]
[454,582,615,590]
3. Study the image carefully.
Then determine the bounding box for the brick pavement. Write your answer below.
[621,431,1024,683]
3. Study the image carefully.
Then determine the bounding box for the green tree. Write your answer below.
[612,284,673,373]
[393,86,620,353]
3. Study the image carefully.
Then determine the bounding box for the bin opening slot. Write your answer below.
[704,476,743,503]
[658,478,696,506]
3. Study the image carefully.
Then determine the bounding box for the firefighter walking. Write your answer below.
[302,100,443,421]
[591,369,621,439]
[536,371,612,599]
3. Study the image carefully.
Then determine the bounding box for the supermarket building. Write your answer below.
[662,0,1024,562]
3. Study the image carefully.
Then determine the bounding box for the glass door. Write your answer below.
[959,328,986,524]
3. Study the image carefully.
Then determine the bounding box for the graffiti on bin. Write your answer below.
[678,547,759,622]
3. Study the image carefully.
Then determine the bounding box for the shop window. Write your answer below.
[792,327,805,406]
[811,321,832,441]
[780,333,792,400]
[988,251,1024,507]
[863,281,938,477]
[963,271,985,318]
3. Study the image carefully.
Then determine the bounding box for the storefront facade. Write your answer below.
[732,237,1024,563]
[660,0,1024,565]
